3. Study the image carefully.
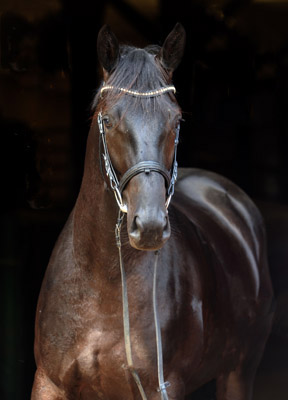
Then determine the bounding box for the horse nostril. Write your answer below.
[131,213,168,235]
[157,211,169,231]
[163,215,169,232]
[131,216,144,237]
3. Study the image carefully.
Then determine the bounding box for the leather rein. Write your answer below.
[97,84,179,400]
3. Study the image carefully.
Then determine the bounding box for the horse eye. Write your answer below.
[174,118,182,132]
[172,113,182,125]
[103,115,113,128]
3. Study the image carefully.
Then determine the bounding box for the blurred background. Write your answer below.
[0,0,287,398]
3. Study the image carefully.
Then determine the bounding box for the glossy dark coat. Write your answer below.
[31,25,274,400]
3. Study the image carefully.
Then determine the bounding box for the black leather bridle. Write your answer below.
[97,85,179,400]
[97,98,179,213]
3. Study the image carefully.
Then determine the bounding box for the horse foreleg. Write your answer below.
[31,368,65,400]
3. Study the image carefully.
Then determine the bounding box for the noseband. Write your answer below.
[97,84,179,213]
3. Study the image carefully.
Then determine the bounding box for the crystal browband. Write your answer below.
[100,85,176,97]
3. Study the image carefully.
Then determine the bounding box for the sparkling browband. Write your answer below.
[100,85,176,97]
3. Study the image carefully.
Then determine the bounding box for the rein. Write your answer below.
[98,84,179,399]
[116,210,169,400]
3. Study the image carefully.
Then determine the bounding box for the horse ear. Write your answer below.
[97,25,119,77]
[158,23,186,76]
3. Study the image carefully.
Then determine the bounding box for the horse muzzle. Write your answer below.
[129,211,171,250]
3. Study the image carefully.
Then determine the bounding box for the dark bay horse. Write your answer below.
[31,24,274,400]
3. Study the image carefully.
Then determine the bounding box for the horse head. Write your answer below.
[96,24,185,251]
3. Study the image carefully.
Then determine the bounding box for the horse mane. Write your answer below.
[92,44,179,114]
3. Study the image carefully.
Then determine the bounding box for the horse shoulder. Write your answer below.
[35,211,93,378]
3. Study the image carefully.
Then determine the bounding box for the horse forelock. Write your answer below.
[92,45,179,115]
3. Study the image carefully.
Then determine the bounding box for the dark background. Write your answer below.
[0,0,288,398]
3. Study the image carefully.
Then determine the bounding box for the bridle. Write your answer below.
[97,84,180,213]
[97,84,180,400]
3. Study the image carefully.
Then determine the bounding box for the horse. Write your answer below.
[31,24,274,400]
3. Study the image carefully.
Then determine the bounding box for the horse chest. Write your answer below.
[71,300,201,397]
[63,324,159,399]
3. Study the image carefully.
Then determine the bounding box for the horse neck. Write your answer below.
[73,121,121,276]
